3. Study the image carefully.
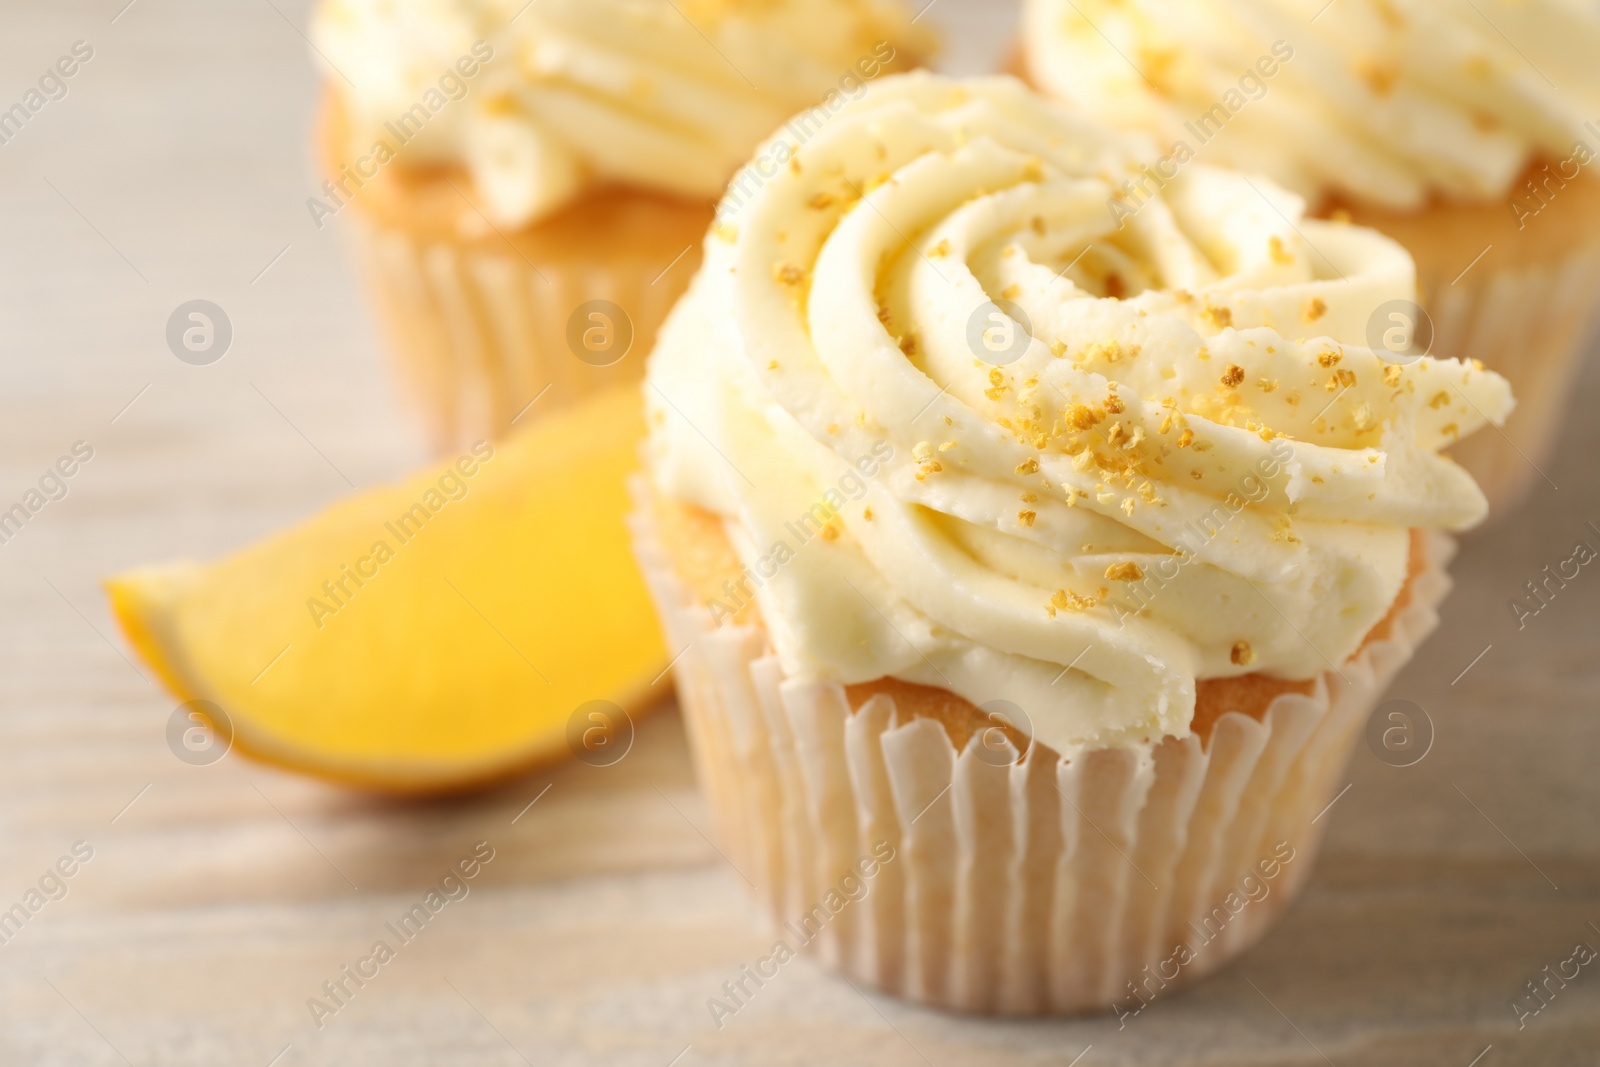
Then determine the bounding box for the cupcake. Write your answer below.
[310,0,930,451]
[630,73,1511,1014]
[1020,0,1600,515]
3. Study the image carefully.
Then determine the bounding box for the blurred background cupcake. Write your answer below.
[311,0,931,451]
[631,73,1511,1013]
[1021,0,1600,514]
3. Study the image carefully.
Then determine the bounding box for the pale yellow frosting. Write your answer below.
[646,73,1512,755]
[1023,0,1600,209]
[313,0,929,227]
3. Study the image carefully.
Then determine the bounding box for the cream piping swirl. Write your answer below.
[1023,0,1600,209]
[646,74,1512,753]
[313,0,929,227]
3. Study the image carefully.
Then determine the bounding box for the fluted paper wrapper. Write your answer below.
[347,220,691,454]
[1406,240,1600,516]
[631,494,1454,1015]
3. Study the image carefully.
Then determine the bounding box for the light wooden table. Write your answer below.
[2,2,1597,1064]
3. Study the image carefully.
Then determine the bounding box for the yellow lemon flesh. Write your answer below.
[107,384,664,794]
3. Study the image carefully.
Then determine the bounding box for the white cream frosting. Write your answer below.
[645,73,1512,754]
[1023,0,1600,209]
[313,0,928,228]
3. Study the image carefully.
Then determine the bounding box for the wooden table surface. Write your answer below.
[2,2,1597,1064]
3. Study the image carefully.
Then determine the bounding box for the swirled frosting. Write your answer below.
[313,0,930,228]
[645,73,1512,753]
[1023,0,1600,209]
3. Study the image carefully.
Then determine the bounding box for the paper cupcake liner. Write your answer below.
[629,487,1453,1015]
[1408,241,1600,516]
[348,220,692,453]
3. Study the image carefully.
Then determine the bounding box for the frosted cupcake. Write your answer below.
[1021,0,1600,513]
[310,0,929,450]
[630,73,1511,1013]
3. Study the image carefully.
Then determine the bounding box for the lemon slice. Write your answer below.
[107,384,664,793]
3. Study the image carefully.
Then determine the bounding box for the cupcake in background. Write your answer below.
[311,0,930,451]
[631,72,1511,1013]
[1021,0,1600,513]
